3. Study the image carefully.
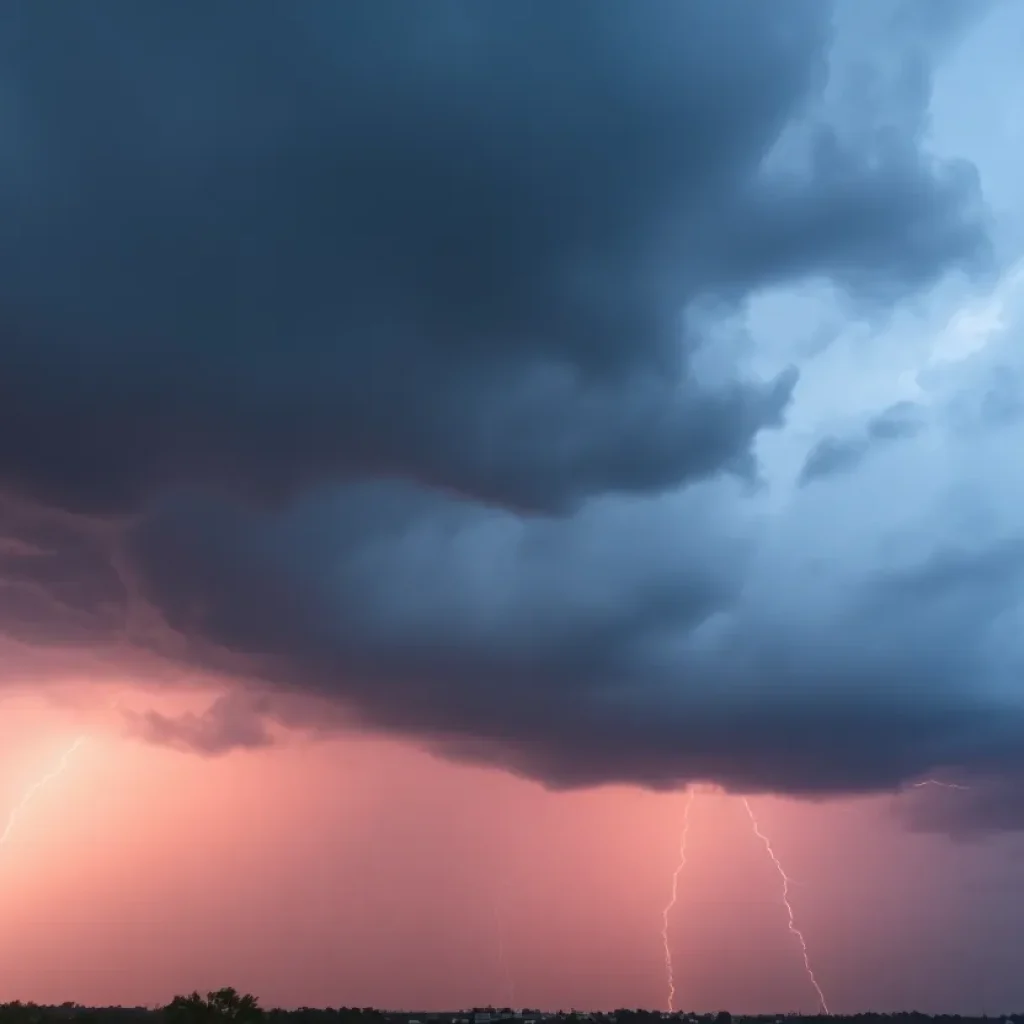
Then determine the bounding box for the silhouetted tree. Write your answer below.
[164,991,262,1024]
[0,1002,47,1024]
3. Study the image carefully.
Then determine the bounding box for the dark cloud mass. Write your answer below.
[0,0,985,513]
[0,1,1015,824]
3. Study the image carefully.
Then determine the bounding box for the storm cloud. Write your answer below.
[0,0,986,513]
[2,0,1021,827]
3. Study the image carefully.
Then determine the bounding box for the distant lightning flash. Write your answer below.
[0,736,88,850]
[912,779,970,791]
[742,798,830,1015]
[661,787,696,1012]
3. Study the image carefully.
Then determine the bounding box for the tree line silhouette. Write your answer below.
[0,990,386,1024]
[0,992,1020,1024]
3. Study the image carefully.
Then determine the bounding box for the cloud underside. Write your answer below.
[2,1,1021,831]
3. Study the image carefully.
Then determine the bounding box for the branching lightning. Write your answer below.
[661,787,696,1012]
[0,736,88,850]
[912,779,970,791]
[742,797,830,1015]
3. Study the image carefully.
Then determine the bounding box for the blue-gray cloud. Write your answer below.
[0,0,984,515]
[1,0,1018,829]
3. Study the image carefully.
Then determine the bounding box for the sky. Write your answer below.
[3,0,1024,1013]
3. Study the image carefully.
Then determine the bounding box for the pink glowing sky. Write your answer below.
[2,686,1022,1015]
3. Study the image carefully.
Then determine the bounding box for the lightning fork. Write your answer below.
[742,797,830,1015]
[661,786,696,1012]
[0,736,88,850]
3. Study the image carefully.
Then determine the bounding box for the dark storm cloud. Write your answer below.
[0,0,985,515]
[0,1,1011,818]
[0,499,126,645]
[116,481,1024,804]
[798,401,926,485]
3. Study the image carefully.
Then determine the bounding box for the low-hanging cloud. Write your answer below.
[2,0,1021,830]
[126,692,276,757]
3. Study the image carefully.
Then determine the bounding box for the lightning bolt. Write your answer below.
[742,797,830,1015]
[661,787,696,1012]
[912,779,970,790]
[0,736,88,850]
